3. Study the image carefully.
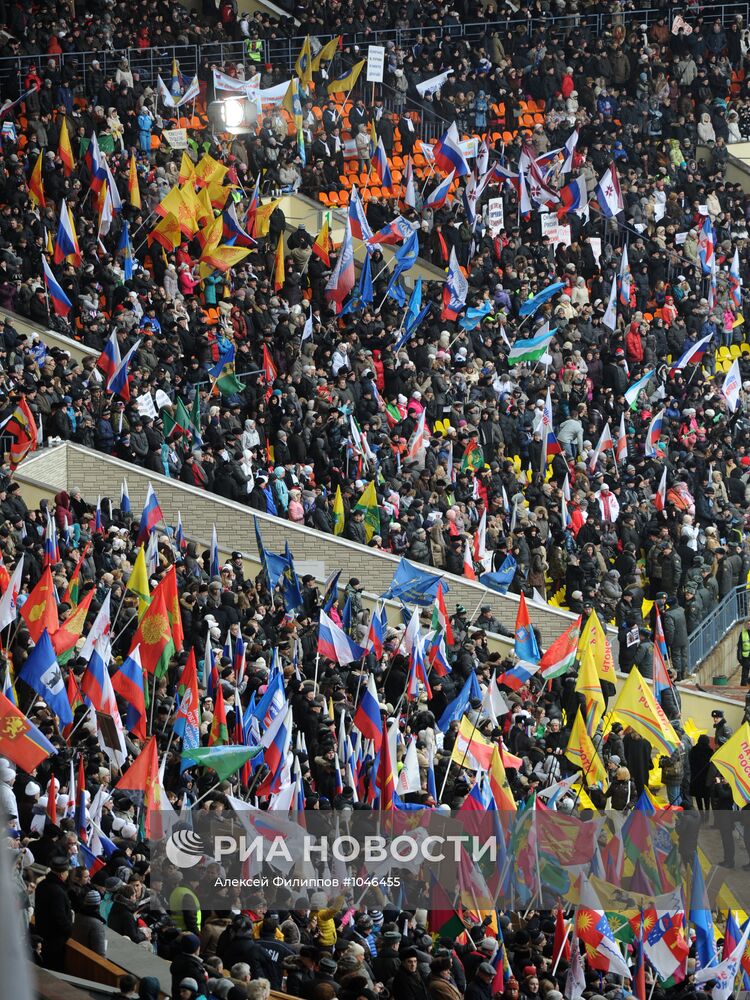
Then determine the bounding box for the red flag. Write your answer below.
[376,721,393,810]
[46,775,57,826]
[208,682,228,745]
[20,567,59,642]
[262,345,277,402]
[435,583,454,645]
[156,565,184,652]
[554,907,571,965]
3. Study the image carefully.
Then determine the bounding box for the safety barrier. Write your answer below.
[687,582,750,671]
[1,3,747,98]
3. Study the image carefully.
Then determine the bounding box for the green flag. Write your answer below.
[354,481,380,541]
[180,745,262,781]
[216,372,245,396]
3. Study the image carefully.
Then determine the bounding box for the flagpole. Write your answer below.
[191,778,224,808]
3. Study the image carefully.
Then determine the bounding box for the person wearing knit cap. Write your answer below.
[72,889,106,956]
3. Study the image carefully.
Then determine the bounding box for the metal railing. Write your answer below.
[1,2,748,97]
[687,582,750,671]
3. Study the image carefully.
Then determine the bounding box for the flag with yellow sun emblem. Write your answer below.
[127,584,175,678]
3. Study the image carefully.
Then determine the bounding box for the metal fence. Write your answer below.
[687,583,750,671]
[1,2,748,97]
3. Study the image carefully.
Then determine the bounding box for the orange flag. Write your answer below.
[208,682,228,745]
[51,589,95,656]
[311,217,330,267]
[273,233,285,291]
[20,567,59,642]
[116,735,161,836]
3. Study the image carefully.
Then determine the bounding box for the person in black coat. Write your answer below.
[391,949,430,1000]
[169,934,209,1000]
[689,733,713,813]
[34,858,74,971]
[623,730,652,795]
[107,885,146,943]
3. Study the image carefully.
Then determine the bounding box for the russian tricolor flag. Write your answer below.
[365,608,384,658]
[81,639,108,709]
[111,645,146,739]
[670,333,713,370]
[96,331,121,383]
[42,257,72,317]
[136,483,163,543]
[43,511,59,568]
[424,169,455,210]
[353,672,382,749]
[433,122,470,177]
[498,659,540,691]
[644,409,664,458]
[121,478,131,515]
[372,137,392,190]
[318,608,366,664]
[106,338,140,401]
[85,133,107,194]
[53,199,81,266]
[557,174,587,219]
[261,704,292,792]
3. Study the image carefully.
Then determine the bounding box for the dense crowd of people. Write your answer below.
[2,1,750,999]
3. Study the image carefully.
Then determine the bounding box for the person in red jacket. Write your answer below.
[625,321,644,363]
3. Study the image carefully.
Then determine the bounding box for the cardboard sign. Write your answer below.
[162,128,188,149]
[541,213,571,248]
[487,198,505,235]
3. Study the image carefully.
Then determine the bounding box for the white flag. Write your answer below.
[595,162,623,217]
[301,305,314,342]
[0,556,23,632]
[694,918,750,1000]
[564,935,586,1000]
[397,738,421,795]
[416,69,453,96]
[602,275,617,330]
[722,358,742,412]
[176,76,200,107]
[156,74,176,108]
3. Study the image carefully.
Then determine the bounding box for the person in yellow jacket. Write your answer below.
[310,891,345,949]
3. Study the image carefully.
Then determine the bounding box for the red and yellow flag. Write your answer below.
[20,567,59,642]
[28,152,45,208]
[51,588,95,657]
[58,116,74,176]
[155,566,183,652]
[116,735,161,837]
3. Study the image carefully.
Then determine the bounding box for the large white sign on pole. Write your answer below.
[366,46,385,83]
[487,198,505,235]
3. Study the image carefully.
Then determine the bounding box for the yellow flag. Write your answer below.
[254,199,282,238]
[178,151,195,186]
[273,233,285,291]
[127,151,141,210]
[354,481,380,542]
[312,35,340,72]
[327,59,366,95]
[578,610,616,684]
[195,186,214,226]
[127,545,151,618]
[295,35,313,89]
[148,212,181,251]
[489,744,516,812]
[207,175,231,211]
[332,485,345,536]
[565,708,607,786]
[711,721,750,807]
[610,666,680,757]
[180,181,202,227]
[197,212,223,253]
[575,645,604,736]
[155,185,197,237]
[194,152,227,189]
[198,245,251,278]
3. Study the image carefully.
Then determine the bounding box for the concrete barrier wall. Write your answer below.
[0,308,97,364]
[18,443,579,645]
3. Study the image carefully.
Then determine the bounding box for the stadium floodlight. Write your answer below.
[207,96,258,135]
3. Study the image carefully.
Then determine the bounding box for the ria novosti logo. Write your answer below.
[165,829,206,868]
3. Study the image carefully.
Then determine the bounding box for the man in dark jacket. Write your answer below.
[34,856,73,971]
[170,934,208,999]
[391,949,430,1000]
[465,962,496,1000]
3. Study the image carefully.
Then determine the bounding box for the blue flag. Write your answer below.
[282,541,303,612]
[459,301,493,330]
[438,671,482,732]
[19,629,73,726]
[359,250,373,307]
[480,554,517,595]
[689,850,716,971]
[382,558,447,606]
[518,281,565,317]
